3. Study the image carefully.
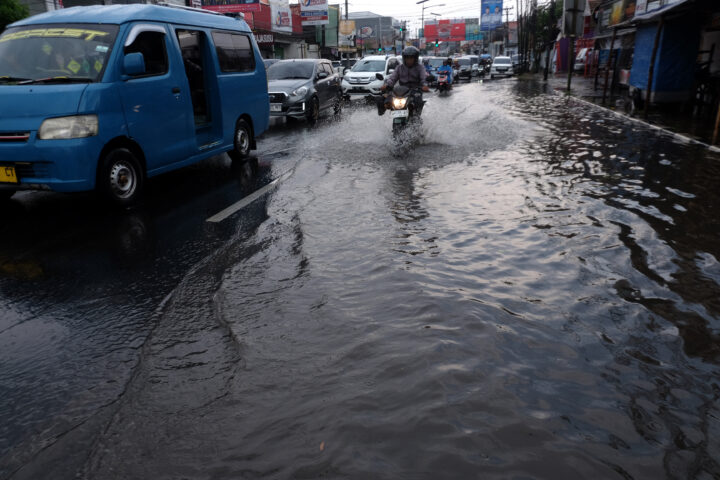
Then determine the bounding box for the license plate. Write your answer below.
[270,104,282,112]
[0,166,18,184]
[391,110,409,119]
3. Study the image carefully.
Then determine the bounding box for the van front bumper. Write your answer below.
[0,134,102,192]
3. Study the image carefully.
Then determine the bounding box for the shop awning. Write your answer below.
[626,0,692,24]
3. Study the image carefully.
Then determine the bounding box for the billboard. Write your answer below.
[481,0,503,30]
[339,20,356,48]
[202,0,261,13]
[300,0,329,26]
[424,19,467,43]
[270,0,292,33]
[465,18,482,41]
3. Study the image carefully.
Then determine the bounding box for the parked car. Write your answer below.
[263,58,280,69]
[466,55,480,76]
[490,56,514,78]
[511,54,523,72]
[0,4,269,205]
[341,55,400,101]
[267,59,342,123]
[573,48,590,72]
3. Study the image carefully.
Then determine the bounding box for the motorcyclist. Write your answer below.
[437,59,454,86]
[377,46,429,116]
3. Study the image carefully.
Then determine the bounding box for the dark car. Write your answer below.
[456,57,473,80]
[267,59,343,123]
[263,58,280,69]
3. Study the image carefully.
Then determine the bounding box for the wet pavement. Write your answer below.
[1,77,719,479]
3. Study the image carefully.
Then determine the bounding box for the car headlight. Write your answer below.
[291,86,308,98]
[392,97,408,109]
[38,115,98,140]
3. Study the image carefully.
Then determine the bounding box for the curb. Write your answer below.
[551,88,720,154]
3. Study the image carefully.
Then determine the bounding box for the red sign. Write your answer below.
[202,0,262,13]
[423,20,467,43]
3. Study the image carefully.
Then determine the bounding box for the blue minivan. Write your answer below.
[0,4,269,205]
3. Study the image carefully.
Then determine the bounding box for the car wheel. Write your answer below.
[307,96,320,124]
[228,119,252,162]
[98,148,143,207]
[0,190,16,202]
[490,74,494,79]
[333,93,343,116]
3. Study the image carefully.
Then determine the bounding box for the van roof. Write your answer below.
[10,4,252,32]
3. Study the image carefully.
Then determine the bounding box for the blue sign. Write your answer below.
[481,0,503,30]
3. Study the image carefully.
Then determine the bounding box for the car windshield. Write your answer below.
[0,24,119,83]
[457,58,471,66]
[427,58,444,68]
[351,60,386,72]
[267,61,314,80]
[494,57,511,65]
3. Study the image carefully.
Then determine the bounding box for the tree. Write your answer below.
[0,0,29,34]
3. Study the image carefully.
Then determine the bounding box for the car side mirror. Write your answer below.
[317,71,329,80]
[375,73,384,81]
[123,52,146,77]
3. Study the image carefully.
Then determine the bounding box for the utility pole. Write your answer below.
[503,6,513,54]
[566,0,580,91]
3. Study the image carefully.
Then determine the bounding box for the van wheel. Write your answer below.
[229,119,252,161]
[307,97,320,124]
[0,190,16,201]
[98,148,143,207]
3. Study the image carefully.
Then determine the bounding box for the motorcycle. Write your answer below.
[375,73,426,142]
[436,73,451,94]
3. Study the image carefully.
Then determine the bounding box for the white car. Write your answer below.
[490,56,514,79]
[342,55,401,100]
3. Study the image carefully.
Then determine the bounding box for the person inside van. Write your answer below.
[376,46,429,116]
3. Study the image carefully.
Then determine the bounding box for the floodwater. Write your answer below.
[1,79,719,479]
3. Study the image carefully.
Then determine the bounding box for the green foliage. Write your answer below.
[0,0,29,33]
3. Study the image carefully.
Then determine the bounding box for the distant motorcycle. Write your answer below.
[436,73,451,94]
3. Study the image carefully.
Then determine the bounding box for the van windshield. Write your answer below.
[351,60,386,72]
[267,61,314,80]
[0,24,119,84]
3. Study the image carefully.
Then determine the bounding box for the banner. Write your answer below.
[202,0,261,13]
[300,0,329,26]
[423,19,468,43]
[339,20,356,48]
[270,0,292,33]
[481,0,503,30]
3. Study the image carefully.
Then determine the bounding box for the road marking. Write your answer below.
[206,169,293,223]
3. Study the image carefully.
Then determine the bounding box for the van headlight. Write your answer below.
[291,86,308,98]
[39,115,98,140]
[392,97,408,109]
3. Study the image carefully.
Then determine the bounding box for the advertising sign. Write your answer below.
[270,0,292,33]
[339,20,356,47]
[481,0,503,30]
[202,0,261,13]
[300,0,329,26]
[424,19,468,43]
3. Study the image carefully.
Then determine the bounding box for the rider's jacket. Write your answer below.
[437,65,453,84]
[385,62,428,89]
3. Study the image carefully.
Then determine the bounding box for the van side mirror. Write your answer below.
[123,52,146,77]
[375,73,384,81]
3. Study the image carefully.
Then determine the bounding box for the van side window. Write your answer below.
[124,31,168,76]
[387,58,399,73]
[212,32,255,73]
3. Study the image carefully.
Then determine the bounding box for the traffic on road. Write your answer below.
[2,5,719,480]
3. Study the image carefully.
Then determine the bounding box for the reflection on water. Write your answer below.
[3,80,720,479]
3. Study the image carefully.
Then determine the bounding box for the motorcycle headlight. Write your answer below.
[38,115,98,140]
[392,97,408,109]
[291,86,308,98]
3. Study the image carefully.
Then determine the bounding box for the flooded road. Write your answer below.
[1,79,720,479]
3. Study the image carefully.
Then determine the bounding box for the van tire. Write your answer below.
[0,190,15,202]
[98,148,143,207]
[229,119,252,161]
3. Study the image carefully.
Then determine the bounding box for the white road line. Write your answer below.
[207,169,292,223]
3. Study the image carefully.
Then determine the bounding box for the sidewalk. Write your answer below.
[527,72,719,148]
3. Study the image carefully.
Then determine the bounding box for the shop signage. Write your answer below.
[202,0,261,13]
[300,0,329,26]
